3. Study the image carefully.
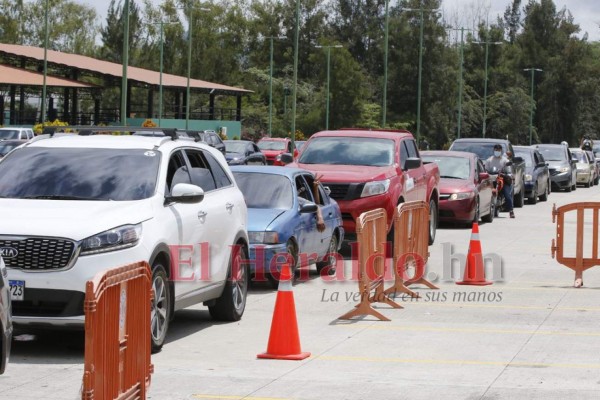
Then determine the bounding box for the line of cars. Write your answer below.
[421,137,600,227]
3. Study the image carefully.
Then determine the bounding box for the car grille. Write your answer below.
[0,237,77,270]
[324,183,365,201]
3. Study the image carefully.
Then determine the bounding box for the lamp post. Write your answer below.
[182,3,210,130]
[41,0,49,124]
[315,44,343,130]
[268,35,286,137]
[401,6,441,144]
[449,27,473,139]
[120,0,130,125]
[290,0,300,151]
[382,0,390,127]
[147,18,177,127]
[524,68,543,145]
[473,37,502,137]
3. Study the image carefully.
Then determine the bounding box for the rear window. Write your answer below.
[298,137,394,167]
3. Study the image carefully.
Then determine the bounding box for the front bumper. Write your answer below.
[248,243,288,275]
[7,243,150,327]
[438,197,476,223]
[550,171,572,189]
[576,171,591,183]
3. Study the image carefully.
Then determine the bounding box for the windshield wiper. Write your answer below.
[22,195,95,200]
[440,175,463,179]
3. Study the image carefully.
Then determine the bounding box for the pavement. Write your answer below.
[1,185,600,399]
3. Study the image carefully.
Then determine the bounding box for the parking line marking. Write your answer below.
[338,325,600,337]
[392,302,600,311]
[192,395,291,400]
[316,355,600,369]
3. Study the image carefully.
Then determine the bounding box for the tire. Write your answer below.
[473,197,480,224]
[268,240,298,289]
[428,199,437,245]
[539,182,549,202]
[209,244,249,321]
[481,196,494,223]
[151,263,171,353]
[514,182,525,208]
[316,233,338,275]
[595,175,599,185]
[528,184,538,204]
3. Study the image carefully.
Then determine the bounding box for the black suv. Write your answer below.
[449,138,527,208]
[191,130,226,155]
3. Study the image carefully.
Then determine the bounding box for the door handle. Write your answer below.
[226,202,234,211]
[198,211,207,222]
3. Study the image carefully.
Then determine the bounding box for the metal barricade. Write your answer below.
[82,261,154,400]
[338,208,401,321]
[385,201,438,298]
[552,202,600,286]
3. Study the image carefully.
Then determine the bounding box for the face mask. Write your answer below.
[494,151,501,157]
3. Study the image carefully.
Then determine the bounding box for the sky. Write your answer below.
[83,0,600,41]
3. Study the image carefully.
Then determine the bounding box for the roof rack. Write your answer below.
[41,126,178,140]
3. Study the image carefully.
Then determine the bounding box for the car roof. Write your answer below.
[421,150,478,159]
[230,165,310,178]
[0,127,31,131]
[513,145,536,153]
[310,129,413,140]
[23,134,197,151]
[452,138,510,144]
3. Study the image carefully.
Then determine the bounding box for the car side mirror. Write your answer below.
[403,157,421,170]
[166,183,204,204]
[478,172,490,181]
[278,153,294,165]
[299,202,318,213]
[323,186,331,196]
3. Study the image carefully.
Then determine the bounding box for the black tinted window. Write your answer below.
[0,147,160,200]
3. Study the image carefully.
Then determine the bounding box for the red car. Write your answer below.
[257,138,298,165]
[421,150,495,225]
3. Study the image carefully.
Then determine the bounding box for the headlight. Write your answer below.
[559,167,570,173]
[525,174,532,182]
[81,224,142,256]
[361,179,391,198]
[248,231,279,244]
[449,192,475,201]
[0,259,6,278]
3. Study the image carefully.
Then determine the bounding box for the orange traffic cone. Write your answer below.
[257,264,310,360]
[456,222,492,286]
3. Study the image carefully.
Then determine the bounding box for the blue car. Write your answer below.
[514,146,550,204]
[231,166,344,284]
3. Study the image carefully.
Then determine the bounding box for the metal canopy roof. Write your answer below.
[0,63,95,88]
[0,43,250,95]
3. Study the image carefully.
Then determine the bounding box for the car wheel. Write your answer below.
[473,197,480,223]
[316,233,338,275]
[514,182,525,208]
[151,263,171,353]
[482,197,494,223]
[539,182,549,201]
[428,199,437,245]
[529,184,538,204]
[209,244,249,321]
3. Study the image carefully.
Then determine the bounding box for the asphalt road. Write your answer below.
[2,184,600,399]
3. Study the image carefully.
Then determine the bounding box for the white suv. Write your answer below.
[0,132,249,351]
[0,127,34,140]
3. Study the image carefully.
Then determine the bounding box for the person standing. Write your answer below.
[485,144,515,218]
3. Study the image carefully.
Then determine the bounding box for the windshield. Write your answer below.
[0,147,160,200]
[0,130,20,140]
[422,155,471,180]
[450,142,504,160]
[537,146,566,162]
[233,172,293,209]
[258,140,286,151]
[0,142,23,156]
[299,137,394,166]
[514,150,533,167]
[225,141,248,154]
[571,151,585,162]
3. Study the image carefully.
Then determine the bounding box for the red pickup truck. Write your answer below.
[289,129,440,244]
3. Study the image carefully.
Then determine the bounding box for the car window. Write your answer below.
[167,150,189,194]
[185,149,221,191]
[537,152,545,164]
[296,175,315,203]
[0,147,161,201]
[252,144,260,153]
[301,173,325,205]
[451,142,507,160]
[299,137,394,167]
[405,140,419,158]
[400,141,409,165]
[515,150,533,167]
[537,146,567,162]
[204,151,232,188]
[233,172,293,209]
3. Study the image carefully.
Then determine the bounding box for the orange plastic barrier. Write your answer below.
[385,200,438,298]
[82,261,154,400]
[552,202,600,287]
[338,208,401,321]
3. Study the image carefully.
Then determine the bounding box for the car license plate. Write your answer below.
[9,280,25,301]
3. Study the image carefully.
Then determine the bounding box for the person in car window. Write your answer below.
[485,144,515,219]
